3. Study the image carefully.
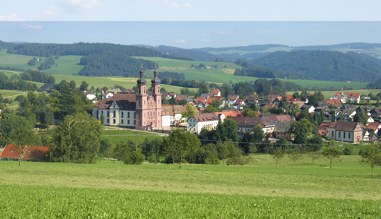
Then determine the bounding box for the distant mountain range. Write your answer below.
[197,43,381,61]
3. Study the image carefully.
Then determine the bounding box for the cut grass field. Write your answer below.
[101,128,163,145]
[0,155,380,217]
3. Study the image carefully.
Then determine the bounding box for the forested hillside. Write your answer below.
[5,42,164,77]
[253,50,381,82]
[155,45,221,61]
[8,43,163,57]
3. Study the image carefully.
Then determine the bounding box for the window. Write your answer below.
[121,112,124,117]
[113,119,116,124]
[107,119,109,123]
[343,132,346,139]
[338,132,341,138]
[128,112,130,118]
[121,119,124,124]
[107,111,110,117]
[113,111,116,118]
[348,132,351,139]
[128,120,130,125]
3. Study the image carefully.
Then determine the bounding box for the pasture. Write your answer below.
[101,128,163,145]
[0,155,380,217]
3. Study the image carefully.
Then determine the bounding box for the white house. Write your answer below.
[187,113,225,134]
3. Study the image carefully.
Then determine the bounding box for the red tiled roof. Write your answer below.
[325,99,343,106]
[209,88,221,96]
[319,122,331,129]
[215,110,241,118]
[366,122,380,131]
[0,144,49,161]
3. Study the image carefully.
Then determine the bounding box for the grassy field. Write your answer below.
[0,155,380,217]
[139,57,368,90]
[46,55,84,75]
[101,128,163,145]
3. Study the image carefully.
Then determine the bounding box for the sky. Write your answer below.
[0,0,381,48]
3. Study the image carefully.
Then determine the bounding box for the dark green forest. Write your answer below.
[252,50,381,82]
[78,54,157,77]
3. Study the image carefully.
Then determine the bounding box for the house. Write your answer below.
[161,104,195,128]
[209,88,221,97]
[272,121,294,141]
[324,99,343,108]
[214,110,241,118]
[336,107,357,121]
[327,121,364,144]
[187,113,224,134]
[230,117,263,133]
[330,92,361,104]
[233,99,246,110]
[363,122,381,142]
[227,95,239,106]
[0,144,49,161]
[231,114,293,135]
[318,121,332,136]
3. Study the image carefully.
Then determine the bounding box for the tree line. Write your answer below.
[78,54,157,77]
[0,72,38,91]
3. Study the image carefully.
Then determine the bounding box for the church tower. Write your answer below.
[151,70,162,129]
[135,69,147,130]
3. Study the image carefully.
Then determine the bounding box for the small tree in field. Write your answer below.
[309,152,321,164]
[322,146,342,168]
[360,144,381,177]
[288,148,302,164]
[271,147,285,166]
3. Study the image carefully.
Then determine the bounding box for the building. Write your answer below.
[327,121,364,144]
[187,113,224,134]
[0,144,49,161]
[93,70,164,130]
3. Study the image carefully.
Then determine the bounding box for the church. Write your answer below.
[92,70,166,130]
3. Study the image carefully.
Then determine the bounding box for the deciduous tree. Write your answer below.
[49,113,102,163]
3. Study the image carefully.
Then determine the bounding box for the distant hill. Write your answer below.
[198,43,381,61]
[253,50,381,82]
[154,45,221,61]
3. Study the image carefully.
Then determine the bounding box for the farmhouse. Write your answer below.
[93,70,167,130]
[0,144,49,161]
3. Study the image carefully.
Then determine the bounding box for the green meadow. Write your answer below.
[0,155,380,218]
[101,128,163,145]
[0,51,371,91]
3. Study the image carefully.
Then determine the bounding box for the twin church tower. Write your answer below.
[135,70,162,130]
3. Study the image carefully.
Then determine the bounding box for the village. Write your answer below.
[90,71,380,145]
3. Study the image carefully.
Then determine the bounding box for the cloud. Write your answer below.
[0,13,25,21]
[174,39,187,44]
[58,0,103,12]
[22,24,43,30]
[162,0,192,8]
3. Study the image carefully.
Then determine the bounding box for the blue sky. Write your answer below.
[0,1,381,48]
